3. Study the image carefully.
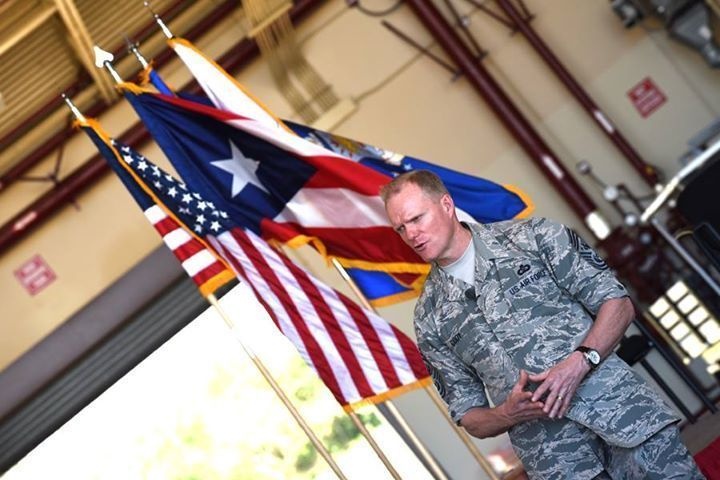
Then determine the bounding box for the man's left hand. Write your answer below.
[528,352,590,419]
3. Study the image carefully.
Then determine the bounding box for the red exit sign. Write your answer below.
[628,77,667,118]
[14,255,56,296]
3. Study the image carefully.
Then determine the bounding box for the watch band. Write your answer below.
[574,346,601,369]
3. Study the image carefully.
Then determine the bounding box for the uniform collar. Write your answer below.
[466,222,516,261]
[426,222,513,298]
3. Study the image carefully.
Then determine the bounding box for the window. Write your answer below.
[3,283,431,479]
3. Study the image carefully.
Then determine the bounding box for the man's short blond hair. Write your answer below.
[379,170,449,204]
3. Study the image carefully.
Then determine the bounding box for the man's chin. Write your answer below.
[416,250,435,263]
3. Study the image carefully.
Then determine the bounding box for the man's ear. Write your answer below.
[440,193,454,215]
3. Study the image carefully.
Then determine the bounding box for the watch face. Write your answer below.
[587,350,601,365]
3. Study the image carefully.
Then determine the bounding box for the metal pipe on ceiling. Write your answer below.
[0,0,325,255]
[0,0,223,177]
[405,0,606,235]
[495,0,660,188]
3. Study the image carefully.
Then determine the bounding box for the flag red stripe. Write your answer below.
[152,212,227,284]
[172,240,206,262]
[211,236,285,324]
[336,294,403,389]
[191,261,227,287]
[302,156,389,195]
[276,252,376,399]
[226,228,347,403]
[260,221,424,267]
[152,215,180,236]
[397,331,430,379]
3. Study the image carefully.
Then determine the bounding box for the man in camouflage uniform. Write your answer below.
[381,170,703,479]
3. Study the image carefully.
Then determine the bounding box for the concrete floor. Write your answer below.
[681,409,720,454]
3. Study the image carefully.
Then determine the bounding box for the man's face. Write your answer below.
[385,183,456,264]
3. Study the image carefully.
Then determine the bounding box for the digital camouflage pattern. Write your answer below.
[414,218,680,479]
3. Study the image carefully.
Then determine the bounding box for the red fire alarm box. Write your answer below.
[14,255,57,296]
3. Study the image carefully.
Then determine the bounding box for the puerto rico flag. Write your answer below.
[120,85,428,279]
[159,39,532,306]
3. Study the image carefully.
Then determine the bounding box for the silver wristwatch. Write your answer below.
[575,346,601,370]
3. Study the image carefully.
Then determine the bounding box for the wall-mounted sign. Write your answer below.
[14,255,56,296]
[628,77,667,118]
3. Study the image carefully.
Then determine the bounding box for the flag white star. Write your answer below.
[210,221,221,232]
[182,193,193,204]
[137,161,148,171]
[122,154,134,164]
[197,201,207,211]
[196,214,206,224]
[211,141,269,197]
[168,186,178,197]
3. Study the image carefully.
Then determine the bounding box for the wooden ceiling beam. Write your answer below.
[53,0,117,104]
[0,4,57,58]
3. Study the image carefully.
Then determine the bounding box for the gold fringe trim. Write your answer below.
[342,377,432,412]
[503,183,535,219]
[138,63,153,86]
[199,269,237,298]
[78,118,235,298]
[117,82,157,95]
[369,288,421,308]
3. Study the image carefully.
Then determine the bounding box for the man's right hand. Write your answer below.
[461,370,546,439]
[498,370,547,424]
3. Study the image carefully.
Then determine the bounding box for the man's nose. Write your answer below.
[405,224,419,241]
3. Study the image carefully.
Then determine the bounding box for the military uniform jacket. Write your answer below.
[414,218,678,479]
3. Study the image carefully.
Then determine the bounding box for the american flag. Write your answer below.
[83,121,430,408]
[81,122,233,297]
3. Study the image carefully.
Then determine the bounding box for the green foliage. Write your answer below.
[324,416,359,452]
[359,412,381,428]
[294,442,318,472]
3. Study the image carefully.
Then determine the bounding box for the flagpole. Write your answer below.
[346,410,402,480]
[267,246,406,480]
[329,261,453,480]
[207,294,349,480]
[331,259,500,480]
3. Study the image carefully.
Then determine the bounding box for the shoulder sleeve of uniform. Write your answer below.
[414,298,489,424]
[531,218,628,314]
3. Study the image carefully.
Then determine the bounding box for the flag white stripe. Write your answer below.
[277,188,390,227]
[162,228,193,250]
[365,313,418,385]
[307,275,390,393]
[246,231,361,403]
[172,42,282,131]
[144,205,167,224]
[210,232,314,374]
[226,117,347,161]
[181,249,218,277]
